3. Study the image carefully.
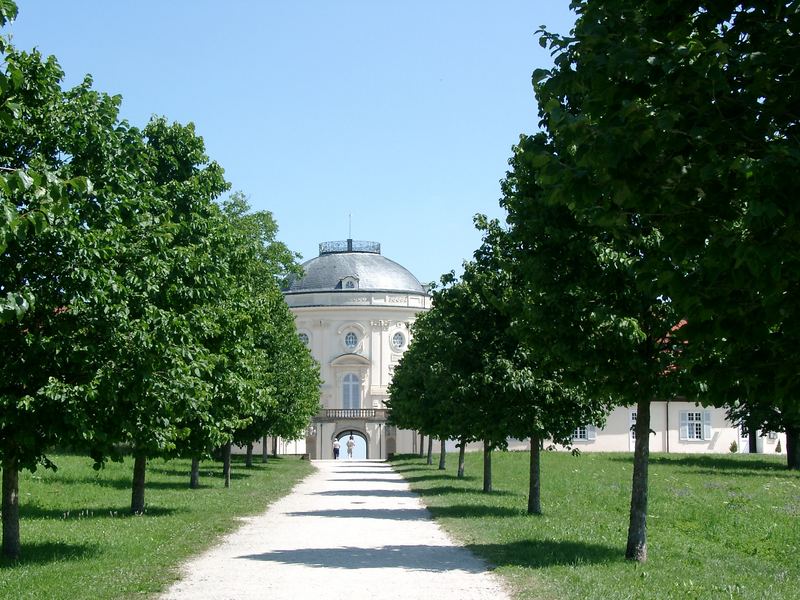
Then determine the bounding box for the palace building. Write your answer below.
[282,239,432,459]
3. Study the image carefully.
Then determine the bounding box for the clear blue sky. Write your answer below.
[8,1,576,285]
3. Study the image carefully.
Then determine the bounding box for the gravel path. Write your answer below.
[159,460,511,600]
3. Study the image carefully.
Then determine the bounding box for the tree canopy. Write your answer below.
[0,1,318,558]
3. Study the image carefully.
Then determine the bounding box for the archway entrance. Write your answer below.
[335,430,368,459]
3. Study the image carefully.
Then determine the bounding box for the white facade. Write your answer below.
[564,401,787,455]
[456,400,787,456]
[282,240,431,459]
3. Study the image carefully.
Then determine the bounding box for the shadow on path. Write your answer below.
[237,544,487,572]
[313,489,417,498]
[287,508,431,521]
[328,478,405,484]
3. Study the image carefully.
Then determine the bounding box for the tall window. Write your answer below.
[343,373,360,409]
[679,410,711,440]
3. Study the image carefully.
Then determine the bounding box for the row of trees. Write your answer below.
[1,1,320,560]
[389,0,798,564]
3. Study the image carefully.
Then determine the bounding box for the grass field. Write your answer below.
[0,454,313,599]
[392,451,799,600]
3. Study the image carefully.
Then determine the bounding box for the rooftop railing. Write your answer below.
[319,239,381,255]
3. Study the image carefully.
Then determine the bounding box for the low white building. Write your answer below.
[460,400,786,456]
[564,401,786,455]
[282,239,431,459]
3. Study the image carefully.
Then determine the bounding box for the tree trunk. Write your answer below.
[528,435,541,515]
[222,442,232,488]
[457,438,466,479]
[438,438,446,470]
[262,435,269,463]
[483,440,492,493]
[419,433,425,457]
[189,457,200,489]
[2,457,20,560]
[626,398,651,562]
[748,418,758,453]
[426,436,433,465]
[272,436,278,457]
[131,453,147,514]
[245,443,253,468]
[786,426,799,470]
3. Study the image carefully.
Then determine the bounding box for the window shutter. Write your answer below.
[587,425,597,441]
[679,411,689,440]
[703,411,712,440]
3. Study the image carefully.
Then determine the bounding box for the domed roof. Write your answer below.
[284,240,427,295]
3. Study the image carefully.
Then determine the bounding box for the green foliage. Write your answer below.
[1,5,319,556]
[531,0,800,460]
[394,451,799,600]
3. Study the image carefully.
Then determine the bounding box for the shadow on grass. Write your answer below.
[0,542,98,567]
[467,539,620,568]
[19,504,182,520]
[609,454,786,472]
[66,470,253,491]
[400,473,473,484]
[427,504,524,519]
[419,485,518,498]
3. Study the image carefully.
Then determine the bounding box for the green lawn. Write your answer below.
[392,451,799,600]
[0,454,312,599]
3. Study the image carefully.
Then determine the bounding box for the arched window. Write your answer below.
[342,373,360,409]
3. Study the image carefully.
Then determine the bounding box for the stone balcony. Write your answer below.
[313,408,390,422]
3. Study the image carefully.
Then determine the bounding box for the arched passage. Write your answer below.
[335,429,368,459]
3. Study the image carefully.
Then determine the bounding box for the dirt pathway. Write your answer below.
[159,459,510,600]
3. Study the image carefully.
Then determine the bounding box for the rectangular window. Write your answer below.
[679,410,712,441]
[768,431,778,440]
[573,425,597,442]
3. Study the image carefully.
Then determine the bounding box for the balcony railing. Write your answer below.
[316,408,389,420]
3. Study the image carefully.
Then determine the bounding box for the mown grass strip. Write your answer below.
[0,454,312,599]
[392,451,799,600]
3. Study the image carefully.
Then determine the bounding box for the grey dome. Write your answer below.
[284,240,427,295]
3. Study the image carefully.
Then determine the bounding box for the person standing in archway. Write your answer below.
[333,438,340,459]
[346,435,355,459]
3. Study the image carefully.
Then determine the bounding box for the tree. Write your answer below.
[499,0,800,560]
[224,193,320,464]
[390,253,604,505]
[387,274,494,476]
[0,15,133,557]
[473,217,610,514]
[532,1,800,470]
[86,117,232,511]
